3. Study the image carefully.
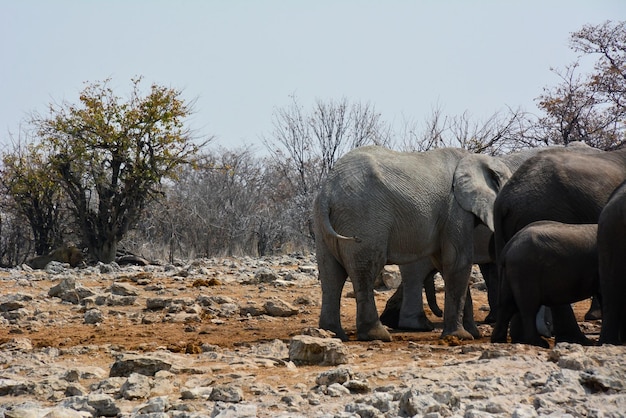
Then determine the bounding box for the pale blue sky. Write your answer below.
[1,1,624,151]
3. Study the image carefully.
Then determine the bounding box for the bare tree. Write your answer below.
[0,131,74,256]
[263,96,392,244]
[264,96,392,191]
[398,106,534,155]
[0,201,33,267]
[127,147,297,260]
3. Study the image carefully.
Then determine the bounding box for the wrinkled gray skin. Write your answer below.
[491,221,598,348]
[598,180,626,345]
[493,145,625,344]
[314,146,512,341]
[380,147,552,332]
[380,224,492,331]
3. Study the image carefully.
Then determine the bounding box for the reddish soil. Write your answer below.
[0,263,597,391]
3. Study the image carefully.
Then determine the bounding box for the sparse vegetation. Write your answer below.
[0,21,624,265]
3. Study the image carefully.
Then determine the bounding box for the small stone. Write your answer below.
[109,282,139,296]
[289,335,349,366]
[209,385,244,403]
[264,299,299,317]
[344,379,371,394]
[254,268,280,283]
[84,308,104,324]
[120,373,152,400]
[109,355,172,377]
[316,368,352,386]
[326,382,350,397]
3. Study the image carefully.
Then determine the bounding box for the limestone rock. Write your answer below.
[289,335,349,366]
[109,355,172,377]
[263,299,298,317]
[209,385,244,403]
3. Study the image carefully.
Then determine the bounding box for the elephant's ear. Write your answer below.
[453,154,512,231]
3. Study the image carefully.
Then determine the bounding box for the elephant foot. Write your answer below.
[398,313,434,332]
[584,309,602,321]
[491,315,512,343]
[555,334,596,346]
[491,333,507,344]
[527,336,550,349]
[379,306,400,329]
[483,312,497,324]
[357,321,392,342]
[599,334,621,345]
[462,316,481,339]
[319,321,348,342]
[441,327,474,341]
[584,297,602,320]
[511,330,550,348]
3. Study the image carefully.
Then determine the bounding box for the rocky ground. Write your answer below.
[0,255,624,417]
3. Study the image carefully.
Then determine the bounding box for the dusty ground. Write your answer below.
[0,260,597,393]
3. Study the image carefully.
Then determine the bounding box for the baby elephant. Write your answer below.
[491,221,599,348]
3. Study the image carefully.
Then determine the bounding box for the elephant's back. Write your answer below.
[524,221,597,253]
[321,146,467,245]
[327,146,465,209]
[503,221,598,270]
[495,149,622,241]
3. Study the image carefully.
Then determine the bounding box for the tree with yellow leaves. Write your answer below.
[32,78,208,262]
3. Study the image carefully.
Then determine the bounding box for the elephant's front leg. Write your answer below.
[462,287,481,338]
[440,259,475,340]
[398,260,437,331]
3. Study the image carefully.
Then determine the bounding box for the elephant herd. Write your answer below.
[313,143,626,347]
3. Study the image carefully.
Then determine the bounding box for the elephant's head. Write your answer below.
[453,154,512,231]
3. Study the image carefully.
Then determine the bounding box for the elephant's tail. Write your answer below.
[314,192,362,243]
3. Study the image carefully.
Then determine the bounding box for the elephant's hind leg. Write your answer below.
[552,304,595,346]
[347,257,391,342]
[517,309,550,348]
[318,249,349,341]
[518,301,550,348]
[398,260,437,331]
[491,279,516,343]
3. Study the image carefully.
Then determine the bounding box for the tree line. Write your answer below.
[0,21,624,266]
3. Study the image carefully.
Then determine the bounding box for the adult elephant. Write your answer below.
[493,144,622,344]
[597,180,626,345]
[313,145,513,341]
[379,146,556,332]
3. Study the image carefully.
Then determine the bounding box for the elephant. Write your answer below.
[491,221,598,348]
[313,145,513,341]
[597,180,626,345]
[492,144,623,344]
[380,224,493,331]
[379,146,559,332]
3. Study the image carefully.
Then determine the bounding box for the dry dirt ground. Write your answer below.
[0,259,597,395]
